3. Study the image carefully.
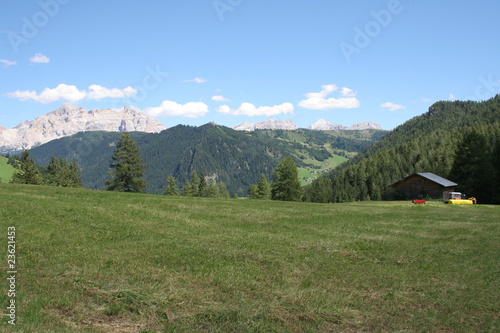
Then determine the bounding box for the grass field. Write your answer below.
[0,184,498,332]
[0,156,15,183]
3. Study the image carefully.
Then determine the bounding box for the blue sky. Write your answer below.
[1,0,499,130]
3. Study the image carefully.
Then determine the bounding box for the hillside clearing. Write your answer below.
[0,184,498,332]
[0,156,15,183]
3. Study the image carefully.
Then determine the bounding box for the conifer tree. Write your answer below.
[11,150,43,185]
[493,137,500,203]
[271,157,303,201]
[248,184,258,199]
[164,175,179,195]
[308,176,332,203]
[449,131,494,203]
[198,172,207,197]
[47,157,82,187]
[67,160,83,187]
[105,132,146,193]
[189,170,200,196]
[181,179,193,196]
[218,181,230,198]
[256,173,271,199]
[182,170,199,196]
[205,179,220,198]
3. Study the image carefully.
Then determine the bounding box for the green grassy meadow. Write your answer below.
[297,155,348,185]
[0,156,15,183]
[0,184,498,332]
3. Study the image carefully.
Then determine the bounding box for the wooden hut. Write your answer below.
[390,172,457,200]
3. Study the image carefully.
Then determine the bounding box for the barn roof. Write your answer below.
[391,172,458,187]
[416,173,457,187]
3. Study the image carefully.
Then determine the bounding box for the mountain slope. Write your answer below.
[29,124,386,195]
[305,95,500,203]
[0,104,165,152]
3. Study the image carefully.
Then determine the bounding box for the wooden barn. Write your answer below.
[390,172,457,200]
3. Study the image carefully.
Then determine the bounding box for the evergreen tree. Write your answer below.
[493,137,500,203]
[308,176,332,203]
[182,170,199,196]
[256,174,271,199]
[46,156,63,185]
[181,179,193,196]
[198,172,207,197]
[11,151,43,185]
[248,184,258,199]
[189,170,200,196]
[271,157,303,201]
[449,131,495,203]
[105,132,146,193]
[46,157,82,187]
[205,179,220,198]
[67,160,83,187]
[218,181,230,198]
[164,175,179,195]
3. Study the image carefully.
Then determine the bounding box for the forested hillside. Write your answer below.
[305,95,500,204]
[29,124,384,195]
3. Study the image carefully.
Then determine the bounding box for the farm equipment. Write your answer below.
[445,192,477,204]
[412,199,426,204]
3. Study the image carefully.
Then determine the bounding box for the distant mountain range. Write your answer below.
[234,119,383,131]
[0,104,165,152]
[0,104,383,152]
[308,119,383,131]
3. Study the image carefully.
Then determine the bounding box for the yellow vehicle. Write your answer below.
[445,192,477,204]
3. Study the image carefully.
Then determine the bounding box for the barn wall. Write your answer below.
[391,176,455,199]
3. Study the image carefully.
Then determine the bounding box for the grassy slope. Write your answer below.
[0,156,15,183]
[0,184,498,332]
[297,154,348,185]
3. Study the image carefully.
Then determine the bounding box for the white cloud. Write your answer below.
[217,102,294,117]
[87,85,137,100]
[183,77,207,83]
[30,53,50,64]
[212,95,229,102]
[0,59,16,68]
[380,102,406,111]
[298,84,360,110]
[146,100,209,118]
[340,87,356,97]
[4,84,137,104]
[448,93,456,100]
[422,97,431,103]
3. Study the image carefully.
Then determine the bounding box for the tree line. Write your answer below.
[8,151,82,187]
[6,132,304,202]
[247,157,303,201]
[107,132,304,201]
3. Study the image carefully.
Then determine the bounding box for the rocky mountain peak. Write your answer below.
[308,119,346,130]
[0,104,166,152]
[347,122,383,130]
[233,119,298,131]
